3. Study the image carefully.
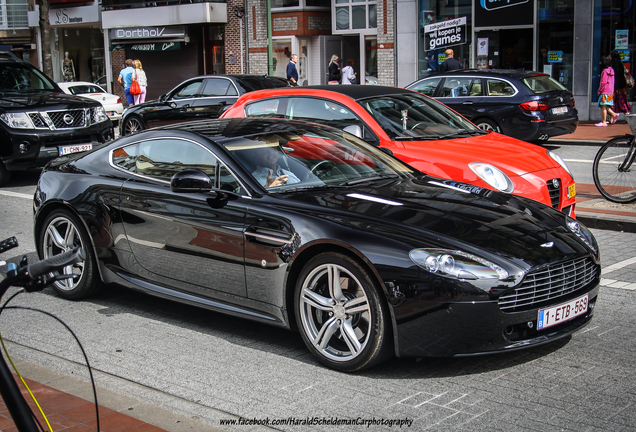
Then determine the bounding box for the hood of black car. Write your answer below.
[0,91,100,111]
[280,176,594,269]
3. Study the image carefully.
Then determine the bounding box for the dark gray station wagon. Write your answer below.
[406,69,578,143]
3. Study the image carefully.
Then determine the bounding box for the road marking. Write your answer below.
[0,191,32,200]
[603,256,636,274]
[563,159,593,163]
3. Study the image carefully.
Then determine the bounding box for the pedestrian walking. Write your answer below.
[596,55,618,127]
[117,59,135,106]
[328,55,341,85]
[133,60,148,105]
[440,49,462,72]
[286,54,299,86]
[341,58,358,85]
[610,50,632,120]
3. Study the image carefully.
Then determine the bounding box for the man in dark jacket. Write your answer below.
[286,54,299,85]
[440,49,462,72]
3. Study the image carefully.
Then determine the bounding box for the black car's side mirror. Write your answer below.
[159,93,168,102]
[171,169,212,193]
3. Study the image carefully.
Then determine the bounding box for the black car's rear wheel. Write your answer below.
[122,116,145,135]
[294,253,393,372]
[474,118,500,133]
[38,209,102,299]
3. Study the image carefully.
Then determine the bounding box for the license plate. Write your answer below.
[552,106,568,115]
[537,293,588,330]
[59,143,92,156]
[567,183,576,198]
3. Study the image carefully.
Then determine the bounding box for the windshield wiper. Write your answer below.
[339,173,399,186]
[434,129,489,139]
[277,184,348,193]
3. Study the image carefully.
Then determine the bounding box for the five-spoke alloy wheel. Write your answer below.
[38,209,101,299]
[295,253,392,371]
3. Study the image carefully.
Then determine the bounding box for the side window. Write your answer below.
[201,79,238,97]
[246,99,283,118]
[173,81,203,99]
[469,78,483,96]
[441,77,474,97]
[410,77,442,96]
[286,97,361,130]
[487,79,516,96]
[219,164,246,195]
[135,139,217,181]
[112,144,139,171]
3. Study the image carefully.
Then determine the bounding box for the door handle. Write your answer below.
[463,101,473,105]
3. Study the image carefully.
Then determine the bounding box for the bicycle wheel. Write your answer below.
[593,135,636,203]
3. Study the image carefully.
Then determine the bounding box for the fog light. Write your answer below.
[19,142,29,153]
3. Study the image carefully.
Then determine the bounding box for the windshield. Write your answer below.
[522,75,567,94]
[222,125,415,191]
[0,63,58,92]
[67,84,106,95]
[359,93,480,140]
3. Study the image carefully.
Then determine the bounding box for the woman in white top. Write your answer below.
[133,60,148,105]
[340,58,357,85]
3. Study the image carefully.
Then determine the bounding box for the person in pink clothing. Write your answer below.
[596,55,618,127]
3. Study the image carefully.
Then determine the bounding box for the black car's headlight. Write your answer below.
[92,106,109,124]
[410,249,509,280]
[566,217,598,253]
[468,163,514,193]
[0,112,35,129]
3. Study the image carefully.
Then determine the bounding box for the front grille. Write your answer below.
[28,113,47,128]
[498,257,599,312]
[547,178,561,209]
[46,109,87,128]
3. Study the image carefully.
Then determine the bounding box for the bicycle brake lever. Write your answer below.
[23,274,78,293]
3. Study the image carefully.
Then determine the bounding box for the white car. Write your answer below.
[57,81,123,123]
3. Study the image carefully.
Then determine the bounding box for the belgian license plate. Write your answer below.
[567,183,576,198]
[537,294,588,330]
[552,106,568,115]
[59,143,92,156]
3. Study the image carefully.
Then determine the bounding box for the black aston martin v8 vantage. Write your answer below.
[33,118,600,372]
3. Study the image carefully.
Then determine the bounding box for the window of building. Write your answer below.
[538,0,574,92]
[334,0,377,32]
[593,0,635,102]
[417,0,472,79]
[0,0,28,29]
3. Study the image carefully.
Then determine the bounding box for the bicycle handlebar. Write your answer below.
[25,247,85,281]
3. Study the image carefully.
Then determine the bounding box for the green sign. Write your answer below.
[110,42,181,52]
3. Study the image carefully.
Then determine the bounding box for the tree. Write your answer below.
[38,0,53,78]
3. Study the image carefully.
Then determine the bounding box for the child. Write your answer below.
[596,55,618,127]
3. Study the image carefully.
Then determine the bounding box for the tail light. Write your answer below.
[520,101,549,112]
[571,98,575,107]
[117,98,122,103]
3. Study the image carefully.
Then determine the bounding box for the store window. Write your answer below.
[537,0,574,91]
[417,0,471,79]
[593,0,635,102]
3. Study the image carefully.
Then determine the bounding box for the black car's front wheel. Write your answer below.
[294,253,393,372]
[38,209,102,299]
[122,116,145,135]
[0,162,11,187]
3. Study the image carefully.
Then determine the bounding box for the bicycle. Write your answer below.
[0,236,95,432]
[592,134,636,203]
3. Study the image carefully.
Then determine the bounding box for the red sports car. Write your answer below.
[221,86,576,216]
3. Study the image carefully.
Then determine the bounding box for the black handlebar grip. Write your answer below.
[0,237,18,254]
[26,247,86,280]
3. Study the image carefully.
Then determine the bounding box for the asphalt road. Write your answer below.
[0,146,635,432]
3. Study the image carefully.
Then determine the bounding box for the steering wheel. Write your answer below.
[410,121,428,130]
[310,160,335,178]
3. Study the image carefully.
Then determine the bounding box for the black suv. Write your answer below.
[0,51,114,185]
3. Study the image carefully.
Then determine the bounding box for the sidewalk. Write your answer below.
[550,120,636,232]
